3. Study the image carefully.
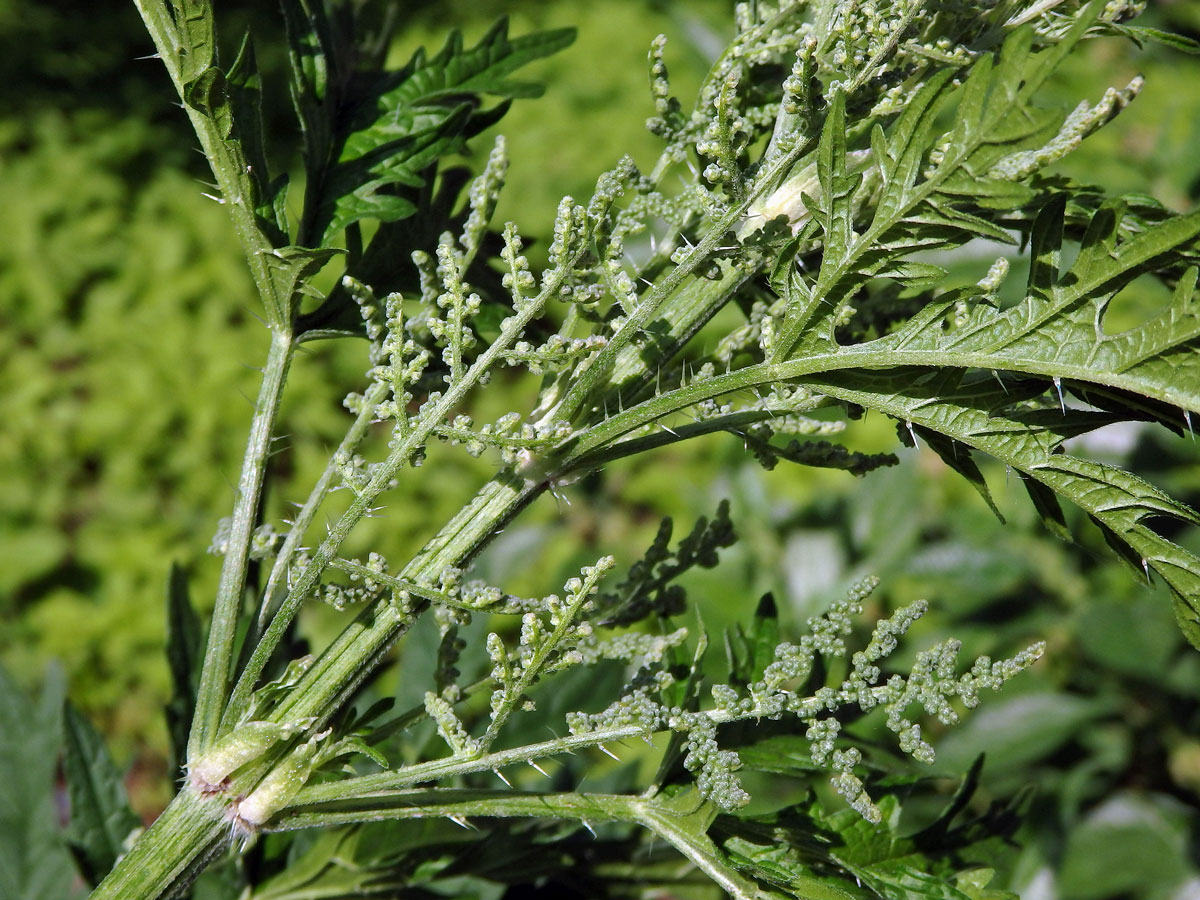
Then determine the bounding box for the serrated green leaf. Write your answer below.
[906,204,1018,242]
[1027,194,1066,298]
[822,794,908,866]
[387,18,576,104]
[910,424,1004,523]
[264,245,343,321]
[303,17,574,246]
[1019,1,1104,99]
[756,187,1200,642]
[328,734,389,771]
[280,0,331,105]
[226,32,265,171]
[715,784,1022,900]
[736,735,825,778]
[62,702,142,887]
[816,91,849,248]
[723,594,783,689]
[722,833,859,900]
[0,665,82,900]
[874,260,950,287]
[1114,24,1200,54]
[948,52,992,147]
[935,172,1034,205]
[749,593,780,680]
[168,0,215,89]
[226,32,286,243]
[773,29,1067,357]
[1021,477,1073,542]
[807,371,1200,646]
[313,104,471,242]
[875,69,956,223]
[856,862,1007,900]
[182,66,231,140]
[870,203,1200,413]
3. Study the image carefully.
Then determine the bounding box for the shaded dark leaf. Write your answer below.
[62,702,141,886]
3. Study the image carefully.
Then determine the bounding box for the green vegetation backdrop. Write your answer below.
[3,1,1200,896]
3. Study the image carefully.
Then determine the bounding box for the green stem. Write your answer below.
[561,338,1200,470]
[547,127,817,431]
[133,0,302,757]
[88,790,227,900]
[587,259,758,413]
[480,561,608,746]
[549,214,750,426]
[232,412,539,737]
[132,0,291,327]
[327,558,539,615]
[269,788,632,831]
[268,472,544,727]
[561,405,818,477]
[238,256,760,752]
[255,379,391,631]
[267,789,766,900]
[190,329,294,759]
[287,697,776,806]
[635,802,764,900]
[238,241,591,732]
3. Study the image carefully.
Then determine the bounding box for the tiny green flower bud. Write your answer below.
[188,721,297,794]
[230,736,323,832]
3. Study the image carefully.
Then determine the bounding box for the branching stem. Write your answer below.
[191,324,295,758]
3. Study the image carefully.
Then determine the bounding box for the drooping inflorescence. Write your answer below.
[565,577,1044,818]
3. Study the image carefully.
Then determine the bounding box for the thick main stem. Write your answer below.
[88,470,540,900]
[88,790,227,900]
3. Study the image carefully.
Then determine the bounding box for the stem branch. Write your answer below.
[87,790,227,900]
[191,328,294,758]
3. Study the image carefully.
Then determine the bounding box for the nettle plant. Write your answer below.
[76,0,1200,897]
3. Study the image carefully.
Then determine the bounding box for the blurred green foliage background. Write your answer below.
[3,1,1200,896]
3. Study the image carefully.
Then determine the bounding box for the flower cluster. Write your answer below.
[566,578,1043,817]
